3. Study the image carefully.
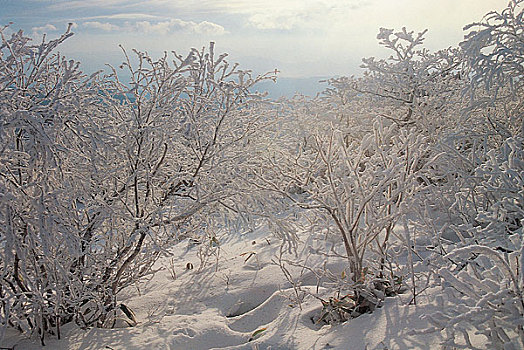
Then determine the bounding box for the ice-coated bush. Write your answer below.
[426,136,523,349]
[0,25,275,344]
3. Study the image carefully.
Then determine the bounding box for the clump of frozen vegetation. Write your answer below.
[420,2,524,347]
[0,24,275,345]
[0,0,522,348]
[254,0,524,347]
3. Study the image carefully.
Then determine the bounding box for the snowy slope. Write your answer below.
[2,226,484,350]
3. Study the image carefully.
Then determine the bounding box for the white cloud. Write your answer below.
[134,19,226,36]
[78,17,225,35]
[80,13,162,21]
[83,21,120,31]
[46,0,367,32]
[135,20,172,35]
[248,12,302,30]
[34,0,507,79]
[32,23,58,34]
[192,21,226,35]
[44,0,366,32]
[101,13,160,20]
[49,0,129,10]
[244,0,370,30]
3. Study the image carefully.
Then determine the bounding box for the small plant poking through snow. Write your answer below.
[315,276,404,325]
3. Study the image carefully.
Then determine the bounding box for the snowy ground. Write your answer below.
[2,227,483,350]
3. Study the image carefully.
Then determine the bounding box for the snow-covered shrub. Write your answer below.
[321,26,470,198]
[422,2,524,347]
[0,24,110,344]
[324,27,466,140]
[461,0,524,103]
[461,0,523,141]
[256,43,452,312]
[426,137,523,349]
[257,117,436,288]
[91,42,275,296]
[0,25,275,344]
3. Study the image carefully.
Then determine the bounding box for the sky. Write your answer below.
[0,0,509,79]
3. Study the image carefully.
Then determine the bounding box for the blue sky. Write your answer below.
[0,0,507,78]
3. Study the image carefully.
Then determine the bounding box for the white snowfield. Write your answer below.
[2,226,485,350]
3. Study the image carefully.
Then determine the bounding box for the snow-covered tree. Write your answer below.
[0,25,275,344]
[425,135,524,349]
[424,1,524,347]
[91,42,276,301]
[322,27,466,141]
[256,115,436,292]
[0,24,110,343]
